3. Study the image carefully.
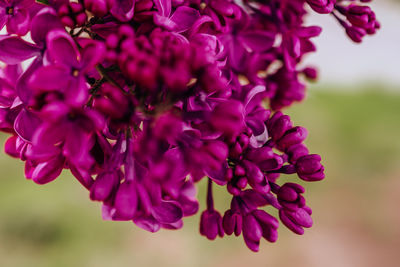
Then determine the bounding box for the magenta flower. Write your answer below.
[296,154,325,181]
[0,7,63,103]
[279,206,313,235]
[243,210,279,251]
[0,0,35,35]
[0,0,379,252]
[29,30,105,107]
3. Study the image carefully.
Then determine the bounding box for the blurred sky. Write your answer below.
[305,0,400,88]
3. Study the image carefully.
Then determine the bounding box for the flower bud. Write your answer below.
[243,210,279,251]
[277,126,308,150]
[90,171,121,201]
[252,209,279,242]
[279,207,313,235]
[302,67,318,80]
[200,209,224,240]
[222,209,242,236]
[277,183,306,211]
[306,0,336,14]
[295,154,325,181]
[31,155,65,185]
[58,2,87,28]
[286,143,309,164]
[267,111,293,141]
[346,26,366,43]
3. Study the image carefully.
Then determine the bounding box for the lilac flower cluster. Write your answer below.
[0,0,378,251]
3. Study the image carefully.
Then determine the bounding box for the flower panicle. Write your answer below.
[0,0,378,251]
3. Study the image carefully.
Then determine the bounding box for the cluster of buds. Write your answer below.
[0,0,378,251]
[333,0,380,42]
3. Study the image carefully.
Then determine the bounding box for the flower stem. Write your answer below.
[207,178,214,211]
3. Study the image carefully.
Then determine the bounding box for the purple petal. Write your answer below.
[123,139,137,181]
[110,0,135,22]
[296,26,322,38]
[80,40,106,73]
[27,124,64,161]
[249,125,268,148]
[243,214,262,251]
[239,30,275,53]
[170,6,200,33]
[0,78,16,108]
[4,135,20,158]
[30,7,64,45]
[154,13,176,31]
[84,109,105,131]
[113,181,138,220]
[0,36,40,64]
[13,0,35,7]
[178,181,199,216]
[0,10,6,30]
[38,101,69,122]
[14,108,42,142]
[179,197,199,217]
[64,75,89,107]
[32,117,64,138]
[64,127,94,168]
[241,189,269,210]
[136,183,153,215]
[152,201,183,224]
[90,171,120,201]
[31,155,64,184]
[154,0,171,17]
[162,220,183,230]
[16,57,42,104]
[163,148,188,180]
[205,162,228,186]
[46,30,80,67]
[246,115,266,136]
[1,62,22,84]
[134,216,161,233]
[29,65,70,92]
[244,85,266,109]
[187,15,214,37]
[228,38,248,71]
[91,22,120,39]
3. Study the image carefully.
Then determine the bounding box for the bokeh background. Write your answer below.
[1,1,399,267]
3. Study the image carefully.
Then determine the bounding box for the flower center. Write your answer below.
[72,69,79,77]
[6,7,14,15]
[67,112,78,121]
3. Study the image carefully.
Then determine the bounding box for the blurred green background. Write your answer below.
[0,84,399,267]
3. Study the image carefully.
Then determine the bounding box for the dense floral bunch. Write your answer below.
[0,0,378,251]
